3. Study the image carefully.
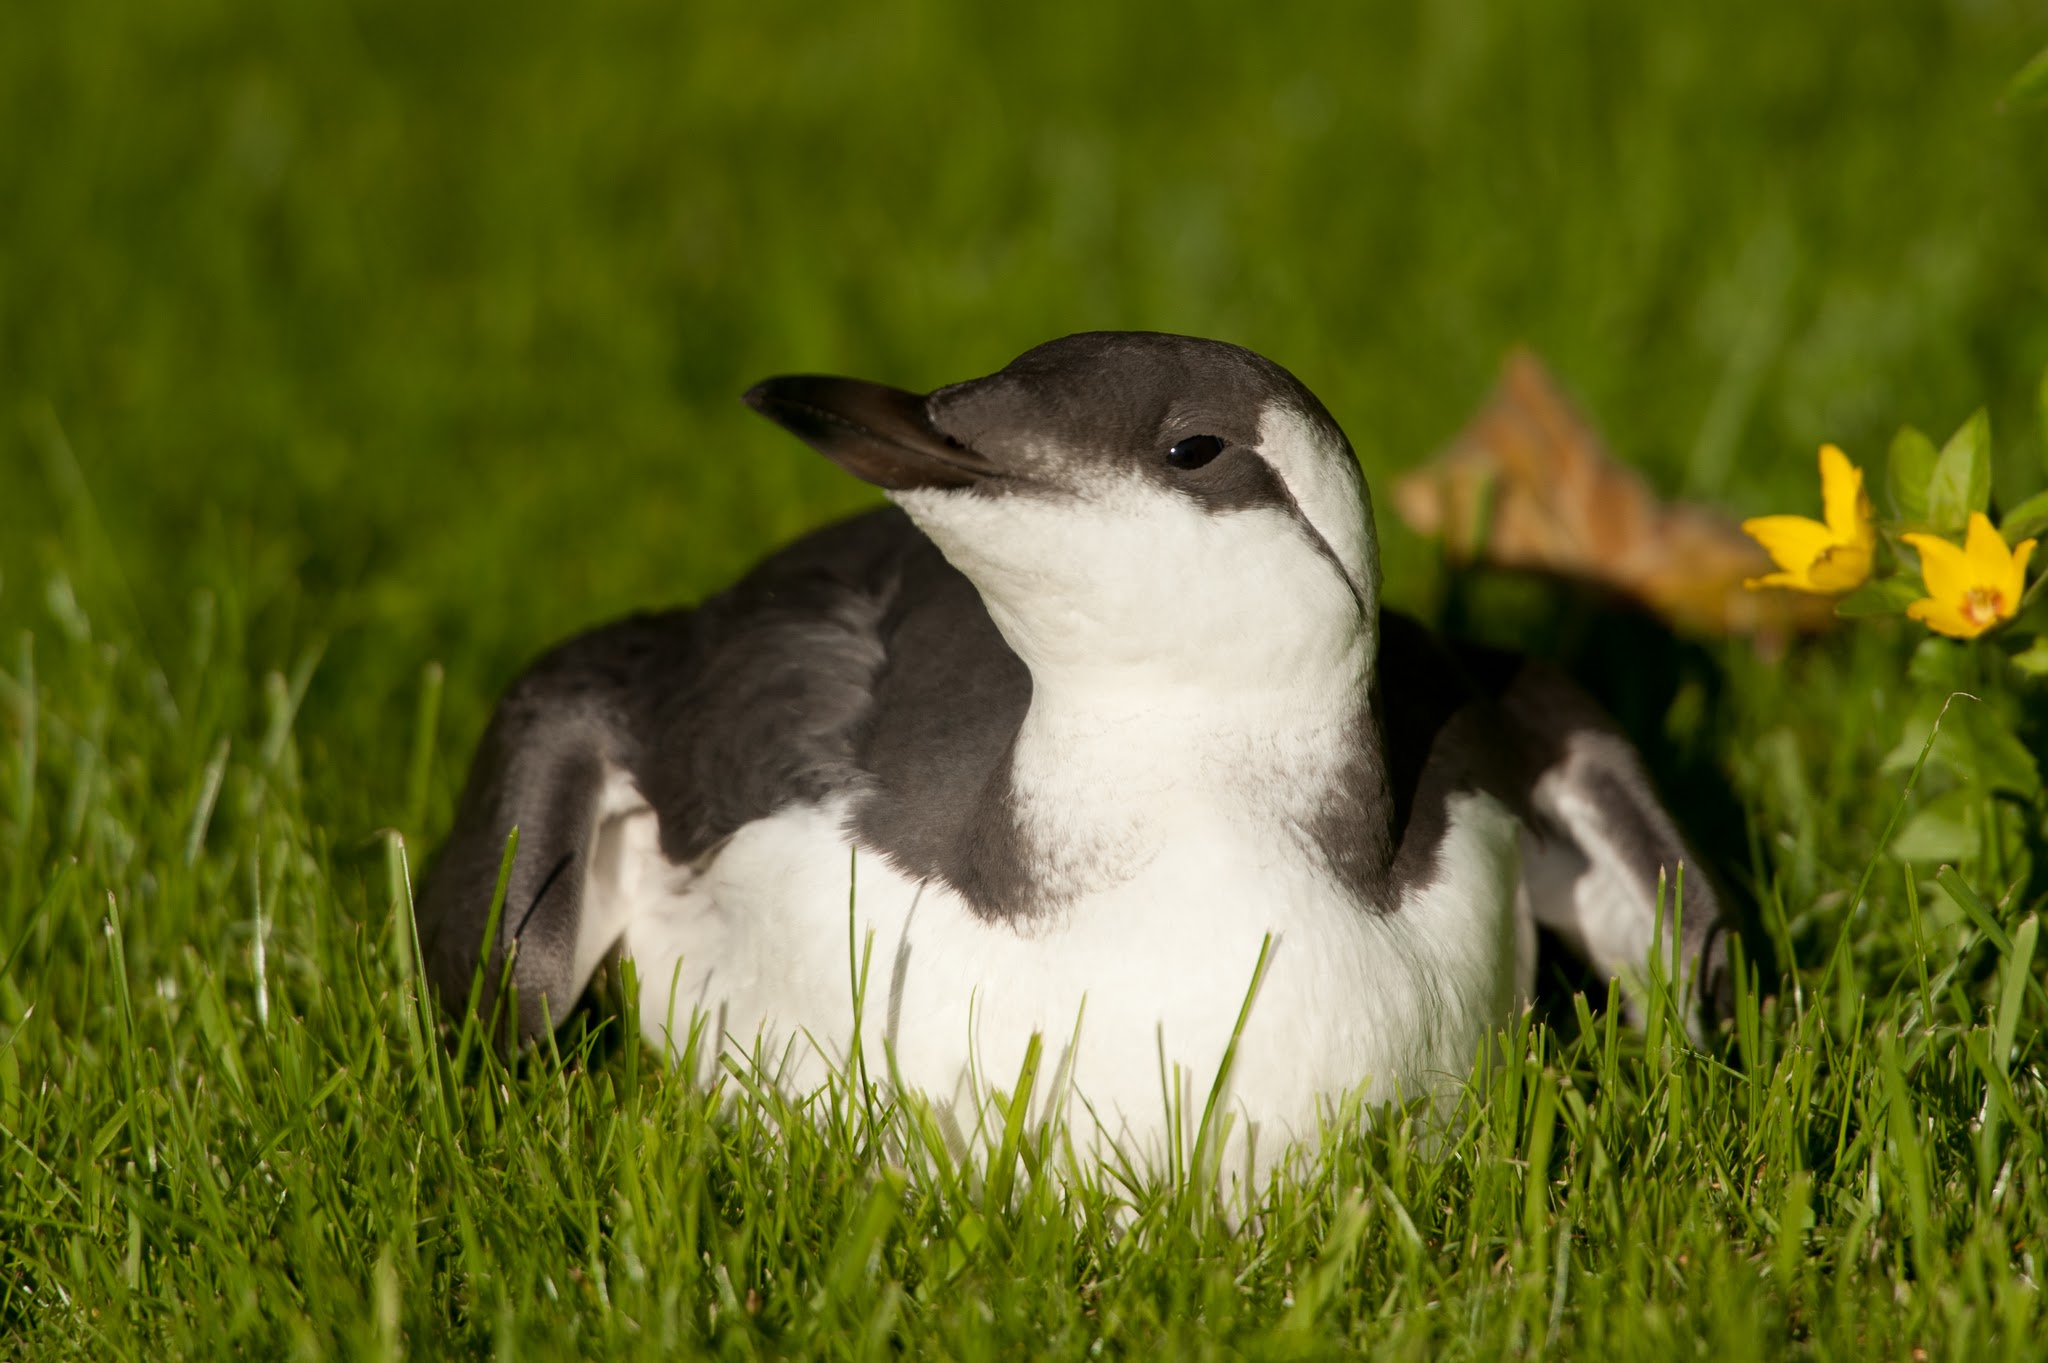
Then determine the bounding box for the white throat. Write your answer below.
[1003,627,1374,903]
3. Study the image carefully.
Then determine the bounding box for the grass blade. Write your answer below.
[1934,865,2012,954]
[1994,914,2039,1073]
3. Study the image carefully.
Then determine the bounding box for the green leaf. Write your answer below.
[1835,577,1922,618]
[1889,787,1978,865]
[2002,487,2048,545]
[1925,409,1992,533]
[1962,706,2043,797]
[1880,692,2043,797]
[1886,426,1937,524]
[2010,635,2048,679]
[1905,638,1970,691]
[2008,43,2048,110]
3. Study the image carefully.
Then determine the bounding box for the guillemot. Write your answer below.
[419,331,1727,1175]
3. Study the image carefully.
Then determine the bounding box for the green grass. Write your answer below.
[7,0,2048,1355]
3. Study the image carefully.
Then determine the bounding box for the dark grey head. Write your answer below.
[745,332,1381,687]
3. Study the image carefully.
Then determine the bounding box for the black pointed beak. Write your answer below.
[742,375,999,491]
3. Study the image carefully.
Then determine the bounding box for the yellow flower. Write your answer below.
[1742,444,1876,594]
[1901,513,2036,639]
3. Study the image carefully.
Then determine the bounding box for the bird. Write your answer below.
[418,331,1728,1181]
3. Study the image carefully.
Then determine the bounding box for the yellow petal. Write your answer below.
[1906,595,1988,639]
[1903,531,1973,606]
[1745,569,1819,592]
[1819,444,1873,548]
[2010,538,2038,610]
[1963,512,2012,583]
[1806,541,1872,594]
[1742,515,1832,576]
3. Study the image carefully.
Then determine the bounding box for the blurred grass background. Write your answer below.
[7,0,2047,782]
[7,0,2048,1354]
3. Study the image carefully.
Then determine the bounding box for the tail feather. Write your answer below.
[417,614,681,1045]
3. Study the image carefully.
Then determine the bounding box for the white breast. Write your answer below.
[609,785,1524,1185]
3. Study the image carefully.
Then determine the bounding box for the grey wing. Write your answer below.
[416,508,924,1044]
[1376,612,1730,1034]
[1491,659,1732,1031]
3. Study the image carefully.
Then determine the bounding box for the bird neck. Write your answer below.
[999,619,1394,899]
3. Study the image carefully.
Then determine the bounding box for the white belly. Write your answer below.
[609,791,1522,1182]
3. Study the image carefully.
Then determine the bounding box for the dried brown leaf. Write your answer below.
[1393,350,1834,640]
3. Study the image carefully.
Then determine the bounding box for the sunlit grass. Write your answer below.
[6,609,2044,1357]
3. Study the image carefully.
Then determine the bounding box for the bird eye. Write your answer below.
[1166,435,1226,470]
